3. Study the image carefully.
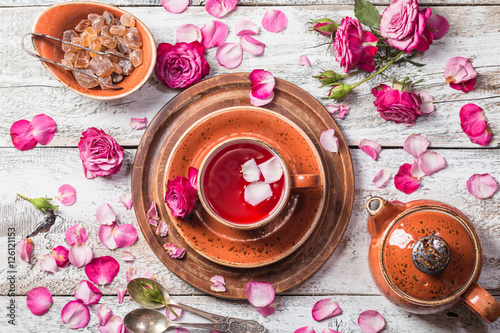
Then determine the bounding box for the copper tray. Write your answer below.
[132,73,354,299]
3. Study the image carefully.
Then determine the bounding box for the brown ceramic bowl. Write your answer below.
[31,1,156,100]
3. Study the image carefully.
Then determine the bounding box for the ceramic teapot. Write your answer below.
[366,196,500,323]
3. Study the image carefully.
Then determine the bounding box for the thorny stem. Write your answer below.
[351,51,404,89]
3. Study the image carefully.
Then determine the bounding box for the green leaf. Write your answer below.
[354,0,381,29]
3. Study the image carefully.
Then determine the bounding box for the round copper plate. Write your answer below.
[132,73,354,299]
[164,106,326,268]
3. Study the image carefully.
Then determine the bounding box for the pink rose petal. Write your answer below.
[205,0,237,18]
[467,173,497,199]
[65,224,88,246]
[146,201,160,226]
[322,329,341,333]
[97,304,112,326]
[162,0,189,14]
[469,127,493,146]
[166,306,184,321]
[10,119,37,151]
[188,167,198,189]
[257,302,277,317]
[262,9,287,33]
[210,275,225,285]
[326,104,350,119]
[112,223,138,248]
[410,158,426,179]
[126,268,139,283]
[99,224,118,250]
[130,117,147,130]
[216,43,243,69]
[372,169,391,188]
[176,24,202,43]
[27,287,52,316]
[258,157,283,183]
[460,103,488,138]
[51,245,69,267]
[156,221,169,237]
[98,315,124,333]
[359,139,382,161]
[56,184,76,206]
[426,13,449,40]
[235,20,259,36]
[240,35,265,56]
[242,158,261,182]
[17,238,33,263]
[249,69,275,99]
[246,281,275,307]
[450,78,476,93]
[298,55,311,67]
[417,151,446,176]
[61,300,90,329]
[175,328,191,333]
[117,288,127,304]
[85,256,120,285]
[201,21,228,49]
[31,114,57,145]
[164,243,186,259]
[96,203,116,225]
[320,129,339,153]
[210,275,226,292]
[444,57,477,84]
[418,91,435,114]
[74,280,102,305]
[295,327,316,333]
[69,243,93,268]
[249,90,275,107]
[358,310,385,333]
[143,269,157,280]
[395,163,421,194]
[40,254,58,274]
[123,250,136,262]
[244,181,273,206]
[312,298,342,321]
[119,192,133,210]
[404,134,430,158]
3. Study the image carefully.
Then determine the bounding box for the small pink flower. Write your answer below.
[444,57,477,93]
[298,55,311,67]
[359,139,382,161]
[467,174,497,199]
[162,0,189,14]
[17,238,33,263]
[156,42,210,89]
[262,9,288,33]
[27,287,53,316]
[51,245,69,267]
[205,0,237,18]
[74,280,102,305]
[61,300,90,329]
[164,243,186,259]
[165,176,197,218]
[240,35,265,56]
[96,203,116,225]
[78,127,124,179]
[120,192,133,210]
[235,20,259,36]
[312,299,342,321]
[68,243,93,268]
[201,21,228,49]
[460,103,492,146]
[85,256,120,285]
[246,281,275,308]
[130,117,148,130]
[358,310,385,333]
[320,129,339,153]
[65,224,88,246]
[394,163,421,194]
[216,43,243,69]
[176,24,202,43]
[372,84,423,126]
[55,184,76,206]
[117,288,127,304]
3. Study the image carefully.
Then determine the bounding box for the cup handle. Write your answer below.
[461,282,500,323]
[291,174,320,189]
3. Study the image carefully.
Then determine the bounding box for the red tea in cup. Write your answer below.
[200,140,286,225]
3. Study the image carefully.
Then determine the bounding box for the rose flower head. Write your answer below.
[165,176,197,218]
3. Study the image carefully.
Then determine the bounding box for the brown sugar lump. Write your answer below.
[73,69,100,88]
[120,13,136,27]
[89,54,114,77]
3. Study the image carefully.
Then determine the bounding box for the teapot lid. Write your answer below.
[380,205,480,305]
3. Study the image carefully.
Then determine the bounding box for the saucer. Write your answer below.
[132,73,354,299]
[164,106,326,268]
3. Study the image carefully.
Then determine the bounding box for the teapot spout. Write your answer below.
[366,197,405,238]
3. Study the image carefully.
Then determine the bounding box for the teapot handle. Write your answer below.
[461,282,500,323]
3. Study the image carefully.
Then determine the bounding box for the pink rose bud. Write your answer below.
[311,18,338,37]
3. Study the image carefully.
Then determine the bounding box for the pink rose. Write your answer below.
[334,17,378,73]
[372,84,423,126]
[78,127,124,179]
[380,0,433,53]
[155,41,210,89]
[165,176,197,218]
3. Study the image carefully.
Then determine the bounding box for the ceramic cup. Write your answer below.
[197,137,320,230]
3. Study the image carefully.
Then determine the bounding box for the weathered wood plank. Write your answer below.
[1,294,499,332]
[1,6,499,148]
[1,148,498,297]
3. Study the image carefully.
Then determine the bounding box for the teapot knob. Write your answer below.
[411,236,451,274]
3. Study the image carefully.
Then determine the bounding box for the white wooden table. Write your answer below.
[1,0,499,332]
